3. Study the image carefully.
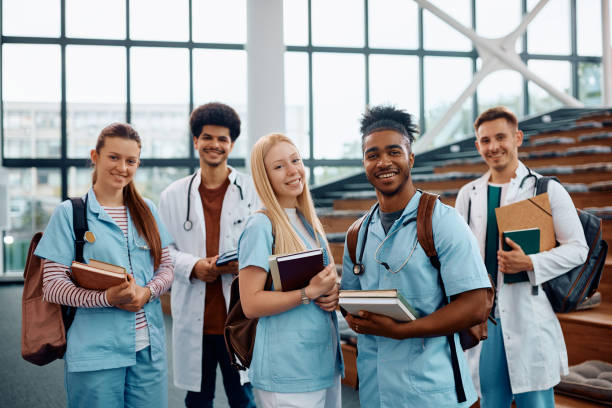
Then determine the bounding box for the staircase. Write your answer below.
[312,108,612,406]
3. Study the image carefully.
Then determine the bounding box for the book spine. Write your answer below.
[396,291,419,318]
[268,256,283,291]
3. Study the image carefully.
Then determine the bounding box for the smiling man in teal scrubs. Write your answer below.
[341,105,491,407]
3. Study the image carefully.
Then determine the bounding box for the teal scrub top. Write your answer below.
[34,188,174,372]
[341,191,490,408]
[238,211,344,393]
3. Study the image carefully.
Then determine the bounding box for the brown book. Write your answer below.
[495,192,556,252]
[269,248,324,292]
[71,260,127,290]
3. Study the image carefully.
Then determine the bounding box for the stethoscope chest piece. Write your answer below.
[353,263,364,275]
[183,220,193,231]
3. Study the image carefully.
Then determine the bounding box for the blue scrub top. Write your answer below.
[341,191,490,408]
[34,188,174,372]
[238,211,344,393]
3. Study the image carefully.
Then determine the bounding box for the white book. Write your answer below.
[339,292,418,322]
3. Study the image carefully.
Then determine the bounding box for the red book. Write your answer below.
[268,248,324,292]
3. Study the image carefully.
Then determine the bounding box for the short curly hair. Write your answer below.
[190,102,241,142]
[360,105,418,150]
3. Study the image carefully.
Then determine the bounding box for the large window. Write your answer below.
[284,0,604,183]
[1,0,247,273]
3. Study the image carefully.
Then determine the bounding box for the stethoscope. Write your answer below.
[353,202,418,275]
[518,166,537,190]
[183,171,246,231]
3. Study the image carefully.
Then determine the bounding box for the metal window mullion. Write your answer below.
[307,0,315,184]
[570,0,579,99]
[364,0,370,107]
[188,0,195,173]
[522,0,529,116]
[471,0,478,121]
[126,0,131,123]
[60,0,68,199]
[418,6,425,133]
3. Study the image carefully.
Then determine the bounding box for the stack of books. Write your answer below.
[339,289,418,322]
[71,259,127,290]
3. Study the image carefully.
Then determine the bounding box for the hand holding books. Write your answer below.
[305,264,339,311]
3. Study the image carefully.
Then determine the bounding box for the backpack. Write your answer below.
[223,209,273,371]
[21,197,87,366]
[536,177,608,313]
[224,274,272,370]
[346,191,495,403]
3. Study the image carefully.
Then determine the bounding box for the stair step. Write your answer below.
[435,152,612,174]
[470,394,605,408]
[558,302,612,365]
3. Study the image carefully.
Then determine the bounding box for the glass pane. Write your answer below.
[2,44,61,158]
[369,55,419,122]
[477,69,523,117]
[4,168,61,273]
[130,47,190,158]
[2,0,59,37]
[314,166,362,186]
[312,53,365,159]
[135,167,191,204]
[66,0,126,39]
[576,0,602,56]
[285,52,310,158]
[527,60,571,114]
[368,0,418,49]
[527,0,570,55]
[311,0,364,47]
[578,62,602,107]
[67,46,127,158]
[424,56,473,144]
[68,167,191,205]
[130,0,188,41]
[475,0,521,52]
[193,49,247,159]
[284,0,308,46]
[423,0,471,51]
[192,0,246,43]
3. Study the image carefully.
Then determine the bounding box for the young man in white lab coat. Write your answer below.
[455,106,589,408]
[159,102,259,408]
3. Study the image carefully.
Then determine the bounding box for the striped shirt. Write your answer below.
[42,206,173,345]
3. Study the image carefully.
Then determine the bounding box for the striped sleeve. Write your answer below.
[42,259,111,308]
[145,247,174,300]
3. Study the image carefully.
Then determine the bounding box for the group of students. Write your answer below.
[34,101,588,408]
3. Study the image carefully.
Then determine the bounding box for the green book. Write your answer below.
[502,228,540,284]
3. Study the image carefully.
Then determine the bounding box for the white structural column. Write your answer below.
[603,0,612,106]
[246,0,286,161]
[413,0,584,152]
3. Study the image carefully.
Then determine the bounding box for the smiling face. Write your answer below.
[193,124,235,168]
[475,117,523,174]
[264,141,306,208]
[91,136,140,192]
[363,129,414,197]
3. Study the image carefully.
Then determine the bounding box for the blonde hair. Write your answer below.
[251,133,328,256]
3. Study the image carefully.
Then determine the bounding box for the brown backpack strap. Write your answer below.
[346,213,368,264]
[416,191,439,262]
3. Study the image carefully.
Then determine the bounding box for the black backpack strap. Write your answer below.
[70,197,88,263]
[416,191,466,403]
[64,196,88,332]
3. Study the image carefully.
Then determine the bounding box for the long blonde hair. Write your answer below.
[251,133,327,256]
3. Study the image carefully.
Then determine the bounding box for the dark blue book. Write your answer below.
[216,249,238,266]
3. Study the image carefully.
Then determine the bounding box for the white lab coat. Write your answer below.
[455,161,588,395]
[158,167,260,391]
